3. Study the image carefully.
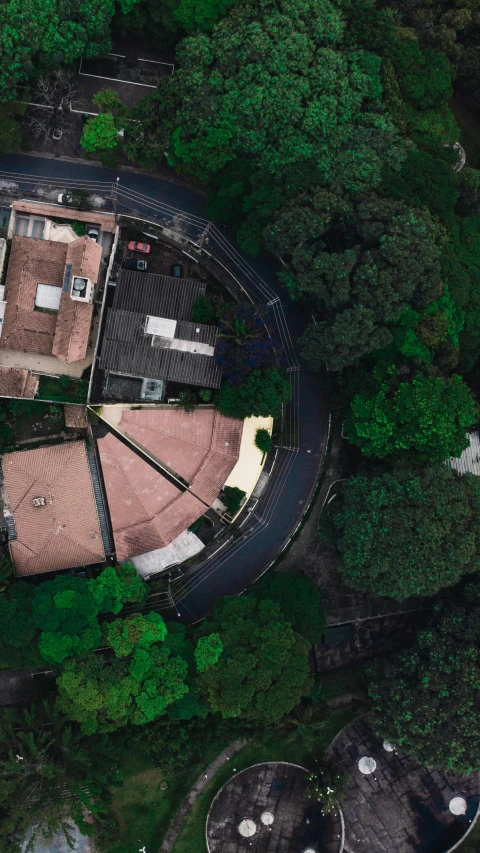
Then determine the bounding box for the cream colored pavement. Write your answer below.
[224,415,273,502]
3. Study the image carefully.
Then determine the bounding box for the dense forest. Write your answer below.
[2,0,480,849]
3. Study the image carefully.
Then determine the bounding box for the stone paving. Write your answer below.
[329,717,480,853]
[206,762,342,853]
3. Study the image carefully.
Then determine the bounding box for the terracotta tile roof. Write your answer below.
[64,405,88,429]
[189,451,237,504]
[0,367,38,398]
[98,411,244,561]
[13,201,116,233]
[0,235,100,363]
[0,237,66,354]
[210,413,244,458]
[97,431,190,560]
[66,236,102,284]
[119,409,242,483]
[120,419,209,481]
[152,491,206,544]
[52,293,93,363]
[3,441,105,576]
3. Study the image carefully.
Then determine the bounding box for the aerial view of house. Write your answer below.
[2,5,480,853]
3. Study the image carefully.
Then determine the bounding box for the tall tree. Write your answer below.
[266,190,444,371]
[344,366,477,460]
[0,700,120,853]
[369,586,480,774]
[324,464,480,599]
[195,595,312,722]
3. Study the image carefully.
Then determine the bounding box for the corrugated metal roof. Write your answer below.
[101,271,221,388]
[448,432,480,476]
[100,337,222,388]
[113,270,206,319]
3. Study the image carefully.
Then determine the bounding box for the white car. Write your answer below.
[57,191,73,204]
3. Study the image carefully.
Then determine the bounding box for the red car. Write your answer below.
[127,241,151,253]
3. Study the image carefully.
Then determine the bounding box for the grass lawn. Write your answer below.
[104,731,241,853]
[458,816,480,852]
[171,704,364,853]
[106,750,197,853]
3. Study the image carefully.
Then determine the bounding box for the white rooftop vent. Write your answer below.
[145,316,177,338]
[358,756,376,775]
[72,276,88,294]
[238,819,256,838]
[70,276,93,303]
[35,283,61,311]
[33,496,46,507]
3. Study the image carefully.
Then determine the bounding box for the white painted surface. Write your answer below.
[35,284,62,311]
[132,529,205,577]
[146,315,177,338]
[238,819,256,838]
[449,797,467,816]
[358,757,376,775]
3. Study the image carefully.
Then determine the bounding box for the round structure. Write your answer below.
[238,819,257,837]
[383,741,395,753]
[358,756,376,775]
[449,797,467,816]
[206,762,343,853]
[328,716,480,853]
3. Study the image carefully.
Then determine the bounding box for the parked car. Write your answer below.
[57,191,73,204]
[87,226,100,242]
[171,264,183,278]
[122,258,148,271]
[127,241,151,253]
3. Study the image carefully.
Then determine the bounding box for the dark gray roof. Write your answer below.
[113,270,206,318]
[100,270,221,390]
[100,338,222,388]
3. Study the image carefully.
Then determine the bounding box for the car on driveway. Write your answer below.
[127,241,151,253]
[122,258,148,271]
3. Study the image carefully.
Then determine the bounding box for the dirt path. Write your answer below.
[159,739,247,853]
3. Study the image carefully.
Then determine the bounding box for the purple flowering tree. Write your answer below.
[215,304,277,383]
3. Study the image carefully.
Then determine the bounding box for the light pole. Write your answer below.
[167,581,181,618]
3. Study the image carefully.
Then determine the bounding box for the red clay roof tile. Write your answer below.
[3,441,105,576]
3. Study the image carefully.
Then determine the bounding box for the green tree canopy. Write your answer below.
[105,613,167,658]
[369,587,480,774]
[344,367,477,460]
[0,700,120,852]
[195,595,312,722]
[324,464,480,599]
[168,0,401,184]
[81,112,119,153]
[88,563,148,615]
[0,0,125,101]
[253,572,326,643]
[194,633,223,672]
[217,368,291,419]
[266,190,444,371]
[33,576,102,665]
[57,626,190,734]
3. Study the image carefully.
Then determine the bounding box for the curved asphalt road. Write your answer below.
[0,154,329,623]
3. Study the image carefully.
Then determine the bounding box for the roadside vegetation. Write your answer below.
[2,0,480,850]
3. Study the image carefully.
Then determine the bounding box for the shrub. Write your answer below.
[222,485,246,515]
[192,295,215,324]
[255,427,272,453]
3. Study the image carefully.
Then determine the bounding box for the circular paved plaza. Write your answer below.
[206,761,343,853]
[329,717,480,853]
